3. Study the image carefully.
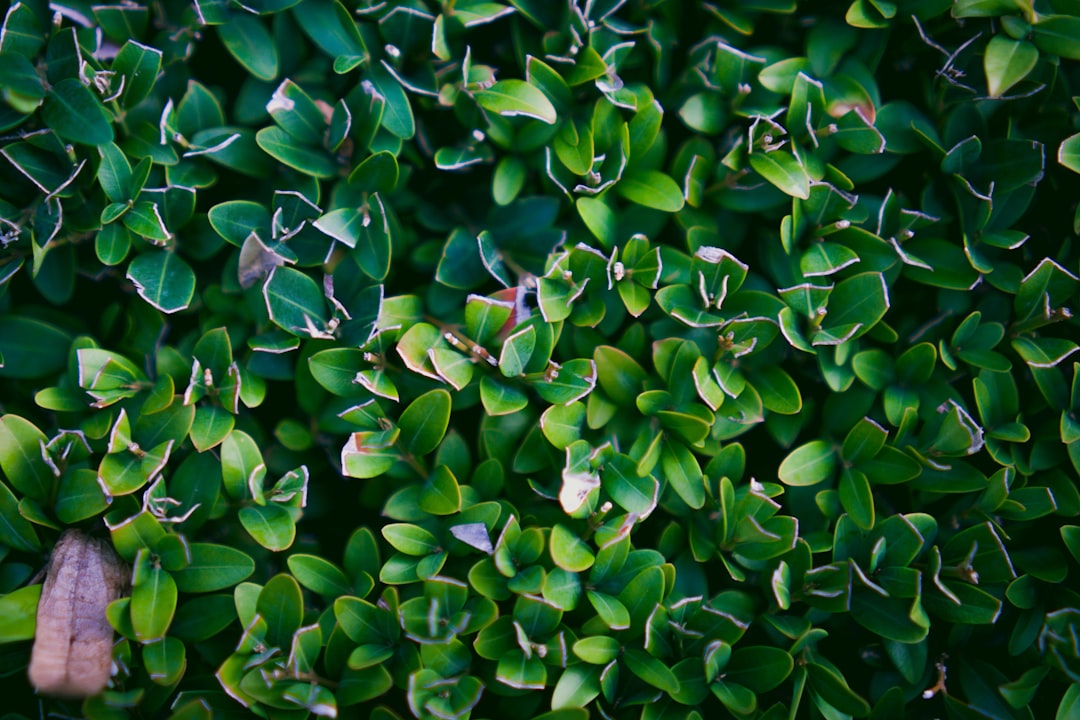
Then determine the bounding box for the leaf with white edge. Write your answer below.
[476,79,557,124]
[127,251,196,314]
[499,325,536,377]
[1060,133,1080,175]
[262,266,329,336]
[748,150,810,199]
[341,429,400,479]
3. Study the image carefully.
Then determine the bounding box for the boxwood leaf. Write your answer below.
[778,440,837,486]
[551,664,601,710]
[262,266,328,335]
[292,0,366,59]
[0,414,52,501]
[172,543,256,593]
[0,478,39,552]
[623,649,680,694]
[41,78,114,146]
[132,559,178,642]
[341,429,400,479]
[723,646,794,693]
[476,79,557,124]
[398,389,452,457]
[839,467,875,530]
[240,503,296,551]
[749,150,810,199]
[1032,14,1080,61]
[256,126,338,178]
[421,465,462,515]
[587,590,630,630]
[550,523,594,572]
[984,36,1038,97]
[616,170,685,212]
[143,636,186,686]
[0,583,41,642]
[594,345,647,406]
[807,662,871,717]
[499,325,536,377]
[823,272,889,339]
[218,14,278,81]
[127,251,196,314]
[257,574,304,649]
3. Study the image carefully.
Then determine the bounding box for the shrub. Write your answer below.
[2,0,1080,718]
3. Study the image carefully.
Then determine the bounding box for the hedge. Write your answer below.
[2,0,1080,718]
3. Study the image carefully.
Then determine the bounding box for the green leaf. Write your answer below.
[602,453,659,515]
[240,503,296,551]
[98,143,134,203]
[723,646,794,693]
[262,266,329,335]
[292,0,366,59]
[112,40,162,108]
[172,543,256,593]
[0,316,70,379]
[368,63,415,139]
[573,636,621,664]
[383,523,440,556]
[349,152,399,194]
[0,584,41,642]
[221,430,265,501]
[1033,15,1080,61]
[480,375,529,415]
[127,251,196,314]
[497,650,547,690]
[807,662,871,717]
[712,680,757,715]
[594,345,648,406]
[839,467,875,530]
[1060,133,1080,175]
[189,405,234,452]
[499,324,536,377]
[41,78,114,146]
[540,402,586,450]
[823,272,890,340]
[257,573,304,649]
[143,636,186,686]
[778,440,837,486]
[398,389,452,457]
[341,429,400,479]
[421,465,462,515]
[623,649,680,694]
[476,79,557,124]
[0,478,39,552]
[549,523,594,572]
[984,36,1039,97]
[0,414,52,501]
[132,560,178,642]
[661,440,706,509]
[587,590,630,630]
[256,126,338,177]
[616,170,686,213]
[749,150,810,199]
[552,664,601,709]
[218,14,278,81]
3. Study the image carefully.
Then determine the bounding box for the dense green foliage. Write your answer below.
[3,0,1080,718]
